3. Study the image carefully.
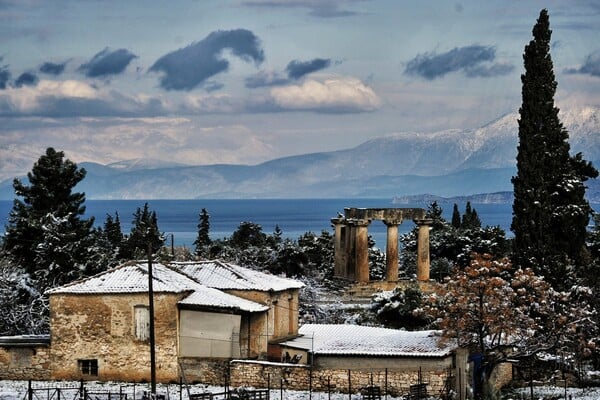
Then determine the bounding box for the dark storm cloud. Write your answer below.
[14,71,38,87]
[404,45,513,80]
[39,61,67,75]
[149,29,265,91]
[564,51,600,77]
[245,70,290,88]
[78,48,137,78]
[242,0,360,18]
[286,58,331,79]
[0,58,9,89]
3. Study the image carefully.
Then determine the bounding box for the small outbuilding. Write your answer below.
[278,324,468,398]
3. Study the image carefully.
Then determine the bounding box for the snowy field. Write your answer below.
[0,380,408,400]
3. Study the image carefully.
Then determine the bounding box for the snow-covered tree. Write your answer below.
[511,9,597,290]
[0,256,48,335]
[3,148,97,290]
[370,284,430,330]
[427,254,555,397]
[123,203,164,259]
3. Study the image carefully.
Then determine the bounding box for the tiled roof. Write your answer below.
[46,262,268,313]
[280,324,457,357]
[171,260,305,291]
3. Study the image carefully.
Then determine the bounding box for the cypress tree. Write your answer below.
[511,9,597,289]
[194,208,211,256]
[451,203,461,229]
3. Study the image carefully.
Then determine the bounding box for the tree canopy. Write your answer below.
[511,9,597,290]
[3,147,96,288]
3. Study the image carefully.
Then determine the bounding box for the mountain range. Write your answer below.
[1,106,599,201]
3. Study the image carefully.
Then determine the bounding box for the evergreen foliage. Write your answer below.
[451,203,461,229]
[511,9,598,290]
[3,148,96,288]
[194,208,211,257]
[371,285,430,330]
[400,202,510,280]
[103,212,125,259]
[124,203,164,259]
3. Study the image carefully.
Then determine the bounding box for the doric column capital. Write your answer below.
[330,217,346,226]
[383,219,402,227]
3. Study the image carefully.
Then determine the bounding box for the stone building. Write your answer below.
[271,324,468,399]
[44,260,303,383]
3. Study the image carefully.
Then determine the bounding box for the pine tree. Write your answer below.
[104,212,123,247]
[125,203,164,258]
[511,9,597,289]
[3,148,95,288]
[194,208,211,256]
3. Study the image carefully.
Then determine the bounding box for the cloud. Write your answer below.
[268,76,381,113]
[0,79,170,117]
[404,45,513,80]
[564,51,600,77]
[78,48,138,78]
[0,57,10,89]
[286,58,331,79]
[246,58,333,88]
[242,0,362,18]
[465,62,514,78]
[39,61,67,75]
[149,29,265,91]
[245,70,290,88]
[14,71,38,87]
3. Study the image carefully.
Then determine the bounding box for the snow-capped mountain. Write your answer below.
[1,106,599,199]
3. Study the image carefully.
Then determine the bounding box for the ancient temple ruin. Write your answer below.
[331,207,432,283]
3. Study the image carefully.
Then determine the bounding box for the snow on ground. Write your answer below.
[0,380,410,400]
[3,380,600,400]
[506,385,600,400]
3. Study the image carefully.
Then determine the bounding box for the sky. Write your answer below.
[1,0,600,178]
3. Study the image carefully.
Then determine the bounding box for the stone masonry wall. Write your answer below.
[50,292,182,383]
[0,345,51,380]
[229,360,452,397]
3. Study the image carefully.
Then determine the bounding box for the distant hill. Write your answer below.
[1,106,599,200]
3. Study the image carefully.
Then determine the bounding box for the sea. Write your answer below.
[0,199,514,248]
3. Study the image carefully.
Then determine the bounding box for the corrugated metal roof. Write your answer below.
[171,260,305,291]
[280,324,457,357]
[46,262,268,313]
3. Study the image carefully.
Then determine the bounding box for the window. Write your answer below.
[134,305,150,341]
[78,359,98,376]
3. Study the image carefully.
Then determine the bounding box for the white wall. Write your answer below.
[179,310,241,358]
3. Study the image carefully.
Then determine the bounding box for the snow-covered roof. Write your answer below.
[46,262,268,313]
[171,260,304,291]
[280,324,457,357]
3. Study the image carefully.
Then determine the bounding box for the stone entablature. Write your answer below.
[332,207,432,283]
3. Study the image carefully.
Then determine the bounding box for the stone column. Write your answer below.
[354,219,370,283]
[414,218,433,281]
[331,217,346,278]
[383,219,401,282]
